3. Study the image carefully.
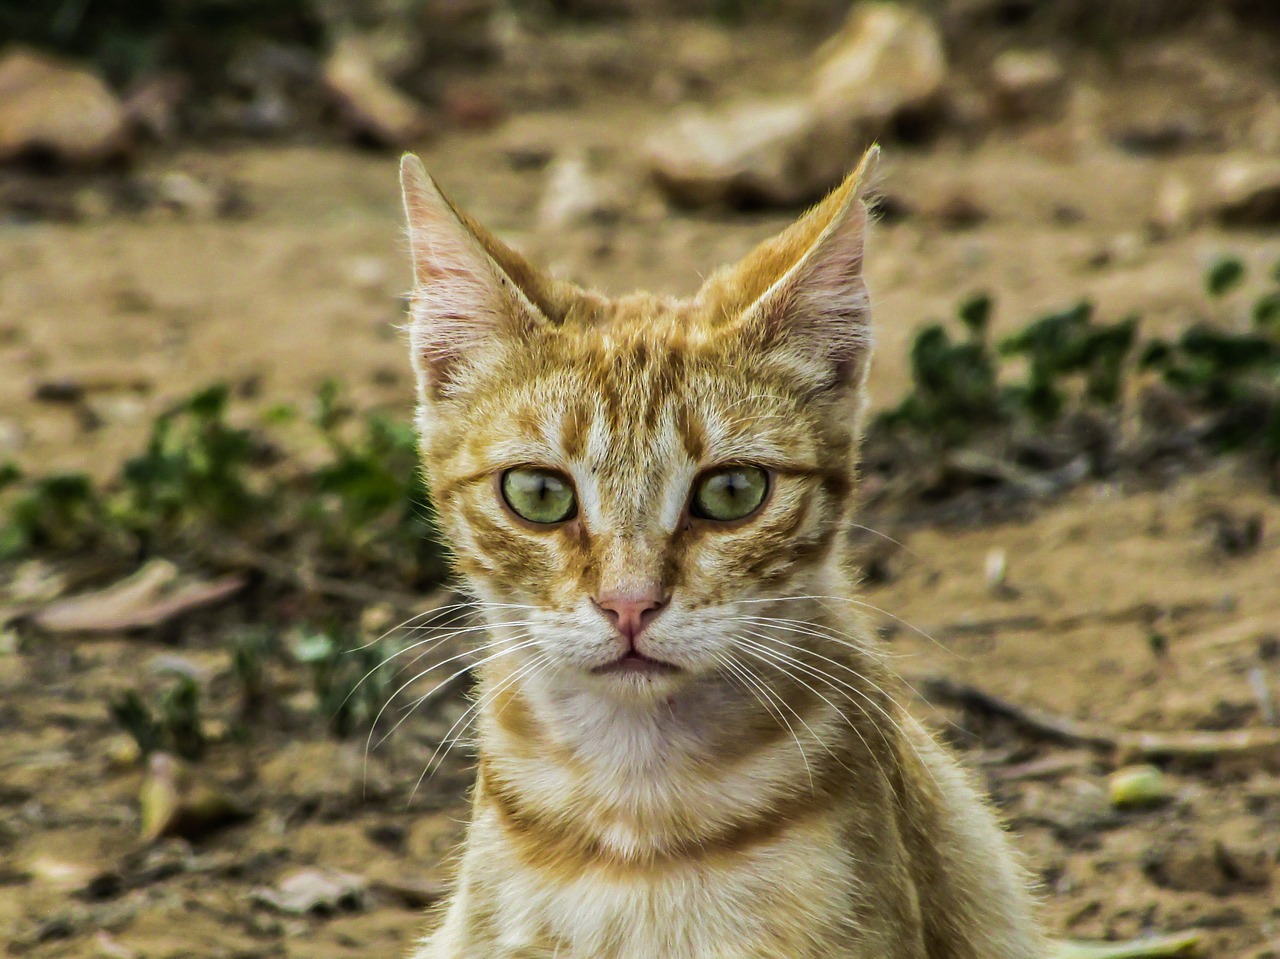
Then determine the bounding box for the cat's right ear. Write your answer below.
[400,154,551,398]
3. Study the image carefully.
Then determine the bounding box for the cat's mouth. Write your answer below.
[592,651,682,676]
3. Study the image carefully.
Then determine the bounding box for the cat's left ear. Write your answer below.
[701,146,879,394]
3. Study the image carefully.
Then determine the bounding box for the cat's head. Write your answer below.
[401,149,878,700]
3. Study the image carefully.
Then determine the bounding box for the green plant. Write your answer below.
[229,630,276,720]
[303,380,446,584]
[876,293,1005,444]
[999,301,1138,419]
[110,674,207,761]
[1205,256,1246,298]
[0,473,107,560]
[1139,259,1280,464]
[291,630,404,738]
[119,384,264,540]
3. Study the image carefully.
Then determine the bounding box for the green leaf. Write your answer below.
[1205,256,1245,297]
[110,691,163,759]
[1052,931,1200,959]
[291,633,336,664]
[158,675,207,762]
[1253,291,1280,332]
[957,293,993,339]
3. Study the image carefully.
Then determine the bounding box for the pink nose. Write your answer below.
[593,591,668,644]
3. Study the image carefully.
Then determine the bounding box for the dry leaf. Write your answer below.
[1053,932,1201,959]
[139,752,250,843]
[34,559,244,634]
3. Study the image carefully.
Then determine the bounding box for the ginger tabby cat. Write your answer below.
[399,146,1044,959]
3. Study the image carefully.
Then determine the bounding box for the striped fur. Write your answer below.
[399,147,1045,959]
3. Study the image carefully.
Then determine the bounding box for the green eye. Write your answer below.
[501,468,577,525]
[691,466,769,523]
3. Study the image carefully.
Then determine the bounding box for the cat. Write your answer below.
[399,145,1044,959]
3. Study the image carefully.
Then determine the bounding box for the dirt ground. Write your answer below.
[2,13,1280,959]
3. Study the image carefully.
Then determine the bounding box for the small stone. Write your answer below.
[537,154,620,230]
[153,171,221,218]
[27,855,95,891]
[322,37,430,148]
[252,868,367,915]
[990,49,1068,122]
[93,932,138,959]
[0,49,129,166]
[647,4,944,209]
[648,98,827,208]
[810,4,946,122]
[983,548,1007,590]
[1153,176,1194,232]
[104,734,142,771]
[0,418,22,456]
[1212,160,1280,228]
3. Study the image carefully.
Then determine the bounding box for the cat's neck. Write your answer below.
[470,608,891,863]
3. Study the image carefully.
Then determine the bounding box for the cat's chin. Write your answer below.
[591,651,682,678]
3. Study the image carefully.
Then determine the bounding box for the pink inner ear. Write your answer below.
[402,170,520,395]
[757,197,872,389]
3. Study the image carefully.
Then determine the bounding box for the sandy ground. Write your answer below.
[2,14,1280,959]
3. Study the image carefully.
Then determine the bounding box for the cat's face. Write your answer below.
[402,150,877,700]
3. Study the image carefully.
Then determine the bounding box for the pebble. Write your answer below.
[1212,160,1280,228]
[322,37,430,148]
[647,4,945,208]
[990,49,1068,122]
[0,49,129,166]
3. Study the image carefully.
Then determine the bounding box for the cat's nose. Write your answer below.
[593,591,668,644]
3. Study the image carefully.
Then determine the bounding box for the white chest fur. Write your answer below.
[463,808,854,959]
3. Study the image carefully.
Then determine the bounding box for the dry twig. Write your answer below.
[920,676,1280,763]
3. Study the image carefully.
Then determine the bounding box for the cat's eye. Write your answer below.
[500,468,578,525]
[691,466,769,523]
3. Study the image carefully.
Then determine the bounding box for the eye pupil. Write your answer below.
[692,466,768,523]
[501,468,577,525]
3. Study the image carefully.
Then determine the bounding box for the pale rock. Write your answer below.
[26,855,95,890]
[537,153,621,229]
[1212,160,1280,228]
[809,4,945,123]
[647,3,944,208]
[93,932,139,959]
[1153,175,1194,232]
[252,867,367,915]
[345,256,391,292]
[322,36,430,148]
[0,49,129,166]
[0,418,23,456]
[989,49,1068,122]
[649,98,834,208]
[154,171,221,218]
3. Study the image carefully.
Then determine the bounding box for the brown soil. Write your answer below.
[2,15,1280,959]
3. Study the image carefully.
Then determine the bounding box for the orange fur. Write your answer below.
[400,147,1044,959]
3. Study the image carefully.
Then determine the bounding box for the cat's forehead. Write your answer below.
[556,291,725,346]
[470,316,816,474]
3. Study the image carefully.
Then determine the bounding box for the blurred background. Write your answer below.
[2,1,1279,957]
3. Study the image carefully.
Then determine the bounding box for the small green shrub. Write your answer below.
[110,673,207,762]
